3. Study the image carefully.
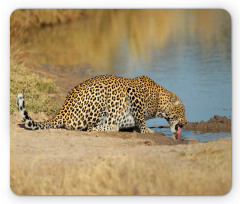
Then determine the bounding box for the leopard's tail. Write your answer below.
[16,93,62,130]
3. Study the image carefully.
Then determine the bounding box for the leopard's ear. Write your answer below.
[171,92,180,106]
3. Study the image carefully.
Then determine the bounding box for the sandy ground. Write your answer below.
[11,112,230,169]
[11,112,185,168]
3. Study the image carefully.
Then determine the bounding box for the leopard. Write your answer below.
[17,75,187,134]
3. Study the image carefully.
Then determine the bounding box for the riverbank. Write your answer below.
[184,115,231,133]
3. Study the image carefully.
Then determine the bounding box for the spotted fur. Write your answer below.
[17,75,187,133]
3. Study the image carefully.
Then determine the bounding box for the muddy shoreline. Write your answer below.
[183,115,231,133]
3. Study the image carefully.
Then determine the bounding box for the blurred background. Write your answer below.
[10,9,231,140]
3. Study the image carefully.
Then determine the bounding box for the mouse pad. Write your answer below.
[10,9,231,195]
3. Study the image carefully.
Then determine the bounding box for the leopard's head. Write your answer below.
[156,92,187,133]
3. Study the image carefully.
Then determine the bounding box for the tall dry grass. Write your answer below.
[11,139,231,195]
[10,9,84,40]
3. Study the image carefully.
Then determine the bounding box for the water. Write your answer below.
[153,128,231,142]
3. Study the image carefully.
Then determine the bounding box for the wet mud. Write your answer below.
[96,131,188,145]
[183,115,231,133]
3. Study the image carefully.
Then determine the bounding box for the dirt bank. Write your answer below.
[184,115,231,133]
[11,112,186,147]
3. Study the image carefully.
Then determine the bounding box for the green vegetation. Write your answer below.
[10,64,59,115]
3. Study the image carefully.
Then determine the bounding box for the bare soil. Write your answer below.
[11,112,185,154]
[10,111,229,168]
[10,111,230,170]
[10,112,185,175]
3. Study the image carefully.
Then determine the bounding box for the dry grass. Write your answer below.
[10,139,231,195]
[10,9,84,40]
[10,63,59,115]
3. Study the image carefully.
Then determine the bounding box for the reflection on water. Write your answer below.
[21,9,231,70]
[154,128,230,142]
[16,9,231,141]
